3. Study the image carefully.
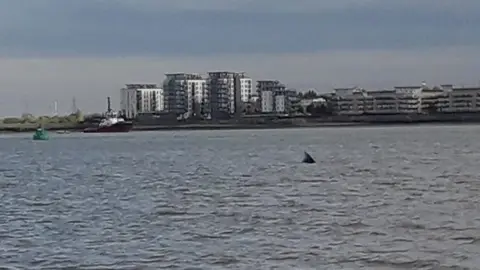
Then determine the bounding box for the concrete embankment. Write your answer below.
[0,121,366,133]
[3,113,480,133]
[131,122,365,131]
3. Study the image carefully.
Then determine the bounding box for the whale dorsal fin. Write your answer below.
[302,151,315,164]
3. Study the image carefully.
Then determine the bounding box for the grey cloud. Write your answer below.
[0,0,479,57]
[116,0,480,13]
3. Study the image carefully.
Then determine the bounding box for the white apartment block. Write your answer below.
[163,73,207,117]
[207,71,248,117]
[257,80,292,113]
[261,90,274,112]
[275,95,286,113]
[240,77,253,102]
[120,84,164,119]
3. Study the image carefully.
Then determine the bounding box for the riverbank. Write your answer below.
[3,119,480,134]
[131,121,480,132]
[0,121,368,133]
[4,113,480,133]
[131,122,367,131]
[0,123,85,133]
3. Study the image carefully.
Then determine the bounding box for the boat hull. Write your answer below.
[83,122,133,133]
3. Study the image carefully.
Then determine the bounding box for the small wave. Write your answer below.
[201,254,240,266]
[153,208,188,216]
[16,198,56,207]
[397,221,426,230]
[365,257,440,269]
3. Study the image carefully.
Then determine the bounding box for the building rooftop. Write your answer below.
[367,89,396,94]
[125,84,158,89]
[394,86,422,89]
[257,80,285,88]
[334,87,358,91]
[452,87,480,91]
[207,71,247,78]
[257,80,280,83]
[165,73,203,80]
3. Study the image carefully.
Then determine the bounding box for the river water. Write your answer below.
[1,126,480,269]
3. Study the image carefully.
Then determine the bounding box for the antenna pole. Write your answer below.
[107,97,111,113]
[71,97,77,114]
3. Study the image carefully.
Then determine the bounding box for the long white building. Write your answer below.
[434,86,480,112]
[120,84,164,119]
[163,73,207,118]
[333,83,480,115]
[333,85,424,115]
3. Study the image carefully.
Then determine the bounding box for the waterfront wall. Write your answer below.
[345,113,480,123]
[3,113,480,133]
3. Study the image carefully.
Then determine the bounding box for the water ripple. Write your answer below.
[1,126,480,268]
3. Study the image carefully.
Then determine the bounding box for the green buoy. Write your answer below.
[33,127,49,140]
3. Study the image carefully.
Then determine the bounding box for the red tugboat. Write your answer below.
[83,97,133,133]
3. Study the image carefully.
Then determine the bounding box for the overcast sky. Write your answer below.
[0,0,479,116]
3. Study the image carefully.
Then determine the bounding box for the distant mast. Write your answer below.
[54,100,58,116]
[107,97,112,113]
[71,97,77,114]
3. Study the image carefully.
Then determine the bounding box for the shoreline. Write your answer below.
[2,120,480,134]
[130,122,367,131]
[130,121,480,132]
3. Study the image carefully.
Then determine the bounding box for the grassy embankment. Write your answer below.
[0,113,85,133]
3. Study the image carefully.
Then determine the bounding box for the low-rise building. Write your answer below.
[120,84,164,119]
[332,82,480,115]
[393,85,423,113]
[333,87,373,115]
[300,98,326,108]
[420,86,445,112]
[437,86,480,112]
[364,90,394,114]
[414,84,480,113]
[333,84,426,115]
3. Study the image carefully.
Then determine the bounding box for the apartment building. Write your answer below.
[257,80,294,113]
[120,84,164,119]
[163,73,208,117]
[207,71,246,118]
[240,76,253,102]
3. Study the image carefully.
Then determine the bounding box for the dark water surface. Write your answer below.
[1,126,480,269]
